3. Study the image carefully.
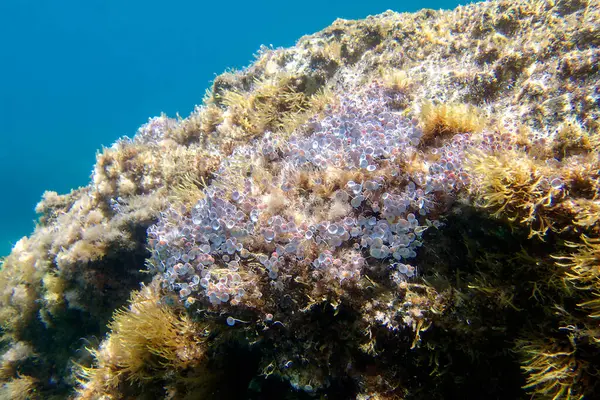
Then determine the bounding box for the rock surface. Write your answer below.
[0,1,599,399]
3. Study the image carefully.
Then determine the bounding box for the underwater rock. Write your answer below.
[1,0,599,398]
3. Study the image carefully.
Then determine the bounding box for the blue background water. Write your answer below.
[0,0,471,257]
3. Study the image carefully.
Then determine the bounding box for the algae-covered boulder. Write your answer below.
[1,0,599,399]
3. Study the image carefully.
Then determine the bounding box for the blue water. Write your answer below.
[0,0,471,257]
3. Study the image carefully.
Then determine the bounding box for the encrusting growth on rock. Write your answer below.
[1,0,600,398]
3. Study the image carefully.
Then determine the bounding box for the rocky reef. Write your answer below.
[1,0,599,398]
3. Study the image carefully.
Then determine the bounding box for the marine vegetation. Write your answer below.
[0,0,599,399]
